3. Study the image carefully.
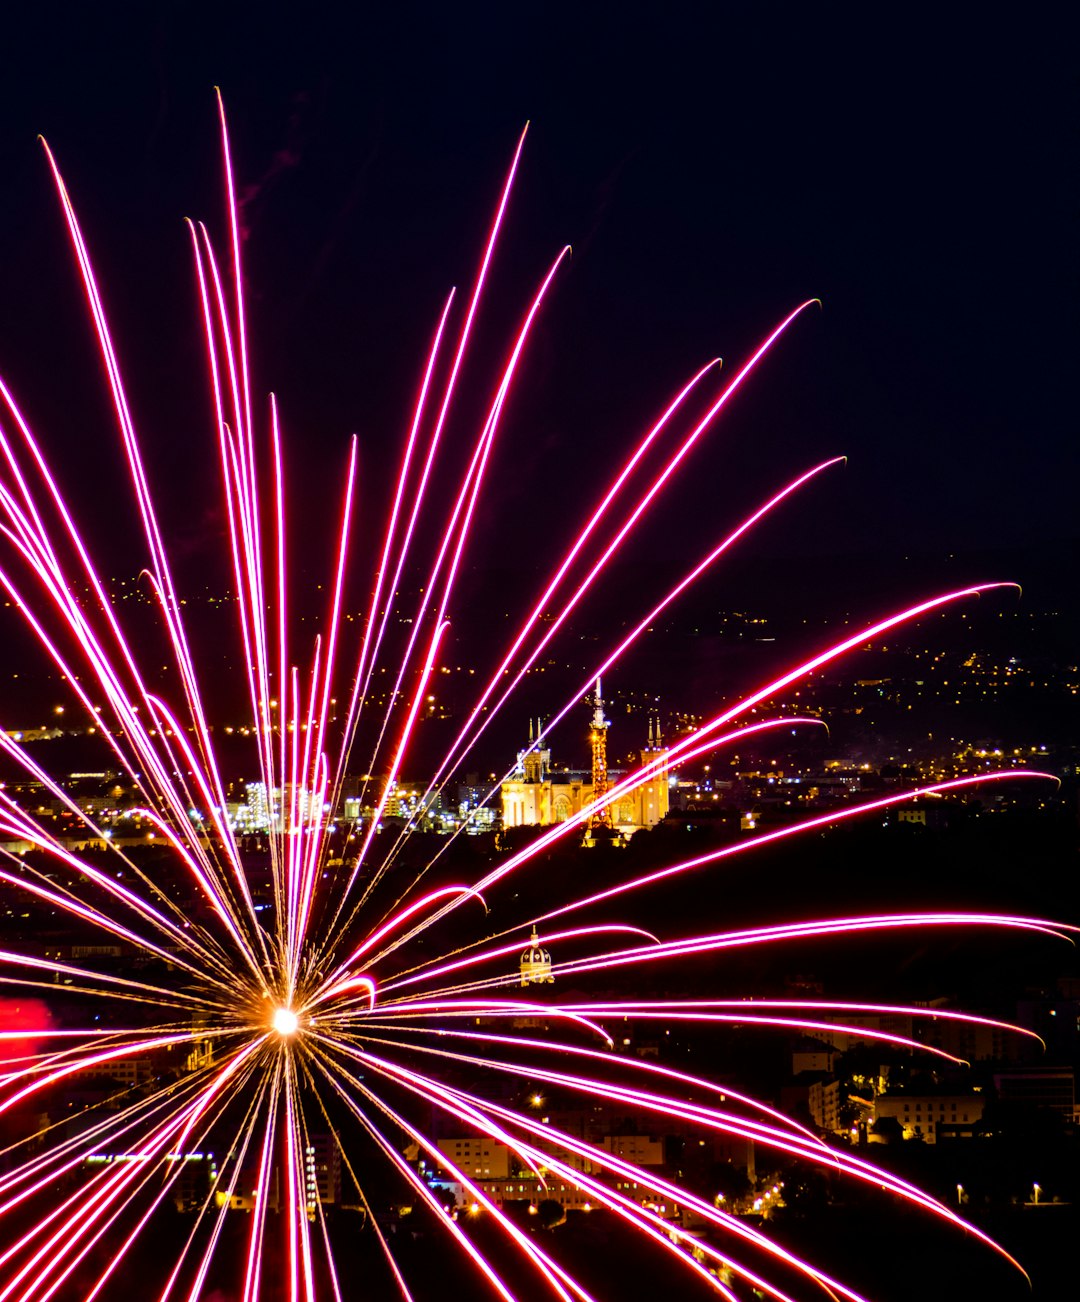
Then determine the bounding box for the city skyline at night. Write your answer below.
[0,7,1074,1300]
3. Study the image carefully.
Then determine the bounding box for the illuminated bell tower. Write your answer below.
[638,712,670,829]
[584,679,612,844]
[521,717,549,784]
[641,713,665,771]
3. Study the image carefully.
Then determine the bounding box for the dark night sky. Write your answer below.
[0,4,1074,589]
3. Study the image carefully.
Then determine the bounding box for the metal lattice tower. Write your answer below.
[586,678,611,833]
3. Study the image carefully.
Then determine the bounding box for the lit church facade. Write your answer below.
[501,691,669,838]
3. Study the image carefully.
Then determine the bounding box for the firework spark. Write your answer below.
[0,96,1067,1300]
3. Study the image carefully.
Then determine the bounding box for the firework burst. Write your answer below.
[0,97,1068,1300]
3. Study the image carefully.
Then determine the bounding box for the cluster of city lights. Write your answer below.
[0,97,1069,1302]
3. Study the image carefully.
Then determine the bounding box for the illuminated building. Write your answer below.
[436,1136,512,1179]
[601,1134,664,1166]
[235,781,326,832]
[83,1152,218,1212]
[780,1075,842,1134]
[501,694,670,837]
[299,1133,343,1218]
[428,1138,677,1217]
[519,928,554,986]
[872,1090,985,1143]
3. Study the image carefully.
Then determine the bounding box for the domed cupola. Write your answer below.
[519,928,554,986]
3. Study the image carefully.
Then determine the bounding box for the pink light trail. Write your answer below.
[0,99,1065,1302]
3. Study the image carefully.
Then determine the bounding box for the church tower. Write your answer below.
[641,713,665,769]
[521,718,549,784]
[636,712,670,829]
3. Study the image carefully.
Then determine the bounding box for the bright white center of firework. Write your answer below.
[272,1007,299,1036]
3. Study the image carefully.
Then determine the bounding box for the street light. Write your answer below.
[956,1184,963,1206]
[1033,1182,1041,1205]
